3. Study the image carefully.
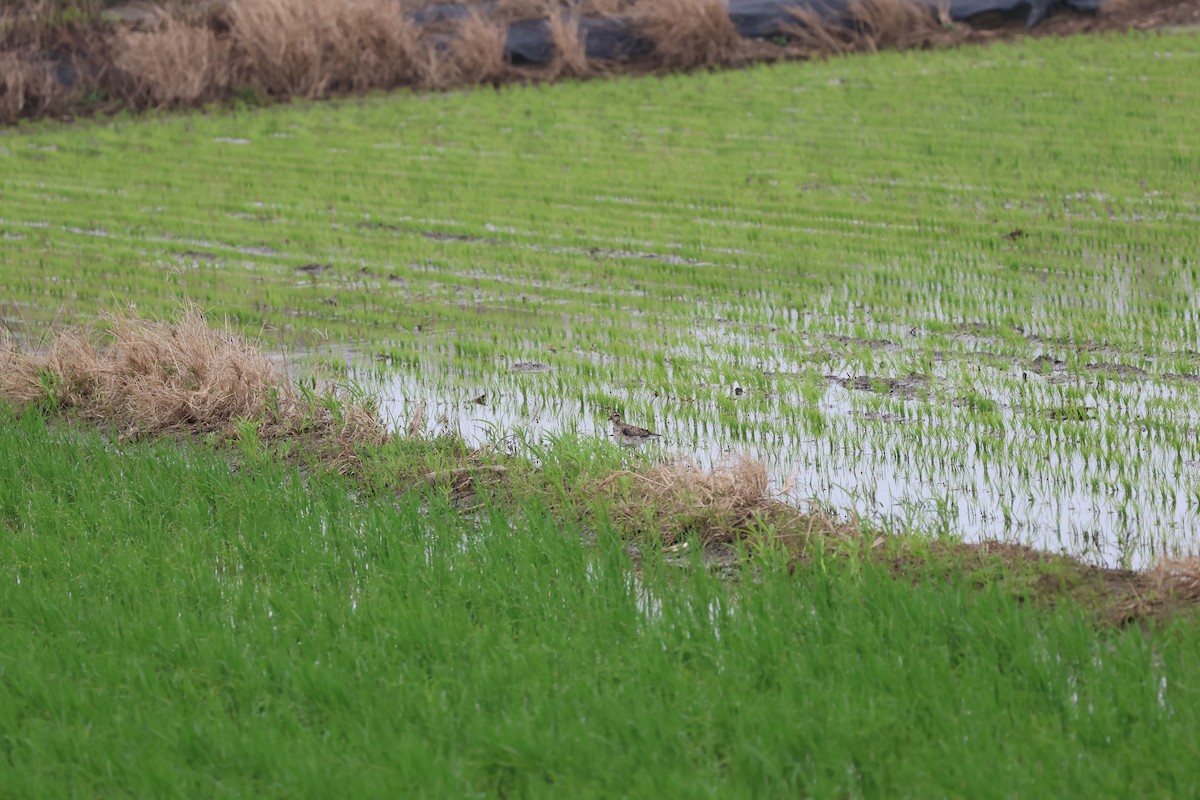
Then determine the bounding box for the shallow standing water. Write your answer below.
[336,314,1200,571]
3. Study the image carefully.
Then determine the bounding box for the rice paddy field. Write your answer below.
[5,30,1200,568]
[3,27,1200,796]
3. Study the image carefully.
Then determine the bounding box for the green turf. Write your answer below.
[1,411,1197,798]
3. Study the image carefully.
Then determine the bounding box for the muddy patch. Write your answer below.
[860,411,909,424]
[1047,404,1098,422]
[831,373,927,399]
[178,250,218,262]
[1031,354,1066,373]
[510,361,551,374]
[1086,362,1152,380]
[421,230,505,246]
[1164,372,1200,386]
[579,245,715,268]
[889,540,1200,627]
[296,263,332,275]
[826,334,902,352]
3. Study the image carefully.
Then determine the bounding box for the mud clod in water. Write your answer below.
[834,373,927,399]
[511,361,551,374]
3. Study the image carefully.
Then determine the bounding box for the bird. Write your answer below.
[608,411,662,448]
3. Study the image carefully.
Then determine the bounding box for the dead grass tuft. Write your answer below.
[784,6,854,55]
[598,455,847,549]
[0,334,49,408]
[495,0,552,22]
[546,9,590,78]
[101,311,288,431]
[406,400,426,438]
[1,0,59,50]
[849,0,948,50]
[578,0,635,16]
[32,309,292,431]
[172,0,236,28]
[115,14,232,106]
[331,0,431,91]
[0,50,64,124]
[1153,557,1200,602]
[440,9,509,86]
[787,0,953,56]
[1097,0,1142,18]
[632,0,741,69]
[0,309,388,466]
[228,0,428,98]
[227,0,330,97]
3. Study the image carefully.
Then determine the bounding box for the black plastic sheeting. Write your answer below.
[725,0,1102,35]
[408,0,1104,66]
[505,17,654,64]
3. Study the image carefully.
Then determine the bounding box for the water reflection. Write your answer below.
[348,352,1200,571]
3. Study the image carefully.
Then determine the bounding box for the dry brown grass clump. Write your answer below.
[787,0,954,56]
[850,0,949,51]
[599,455,848,550]
[1152,557,1200,602]
[326,0,433,91]
[578,0,634,15]
[2,309,292,431]
[227,0,335,97]
[495,0,553,22]
[0,51,65,124]
[115,14,232,106]
[227,0,428,98]
[631,0,742,69]
[0,333,48,410]
[0,0,104,123]
[0,310,388,467]
[440,9,509,86]
[1,0,60,50]
[546,9,590,78]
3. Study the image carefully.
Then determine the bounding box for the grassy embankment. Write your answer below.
[4,401,1200,796]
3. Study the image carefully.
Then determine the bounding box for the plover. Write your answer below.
[609,412,662,447]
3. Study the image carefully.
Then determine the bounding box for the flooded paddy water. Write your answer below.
[339,299,1200,570]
